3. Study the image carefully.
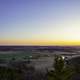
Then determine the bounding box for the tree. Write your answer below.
[47,55,74,80]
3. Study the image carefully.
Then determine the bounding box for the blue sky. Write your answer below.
[0,0,80,45]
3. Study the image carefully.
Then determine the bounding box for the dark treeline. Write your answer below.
[0,46,77,52]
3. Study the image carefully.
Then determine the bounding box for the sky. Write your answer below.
[0,0,80,45]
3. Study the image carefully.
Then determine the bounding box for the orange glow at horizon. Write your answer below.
[0,39,80,46]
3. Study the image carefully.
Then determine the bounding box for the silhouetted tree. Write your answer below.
[47,55,74,80]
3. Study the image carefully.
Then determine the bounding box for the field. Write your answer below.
[0,51,32,60]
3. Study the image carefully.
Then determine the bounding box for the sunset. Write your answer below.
[1,0,80,45]
[0,0,80,80]
[1,39,80,46]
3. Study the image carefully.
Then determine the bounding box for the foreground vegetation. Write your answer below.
[0,55,80,80]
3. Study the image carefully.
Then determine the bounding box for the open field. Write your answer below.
[0,47,80,70]
[0,51,32,60]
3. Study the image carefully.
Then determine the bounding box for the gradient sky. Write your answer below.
[0,0,80,45]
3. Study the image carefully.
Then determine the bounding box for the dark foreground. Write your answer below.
[0,46,80,80]
[0,55,80,80]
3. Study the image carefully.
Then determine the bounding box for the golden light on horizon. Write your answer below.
[1,0,80,46]
[0,39,80,46]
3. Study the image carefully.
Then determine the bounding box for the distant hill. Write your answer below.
[0,46,79,52]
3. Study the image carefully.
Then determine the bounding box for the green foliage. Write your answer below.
[48,55,74,80]
[0,67,19,80]
[0,55,76,80]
